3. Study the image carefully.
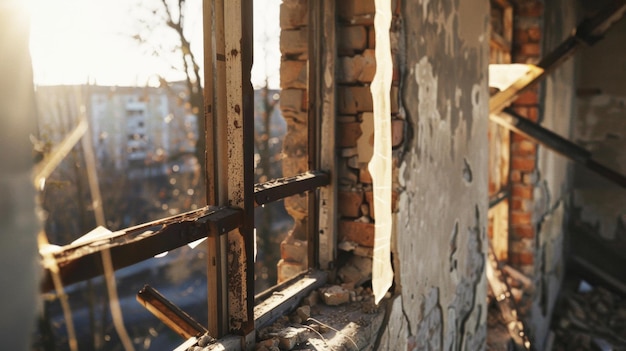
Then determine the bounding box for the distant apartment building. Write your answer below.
[35,83,199,176]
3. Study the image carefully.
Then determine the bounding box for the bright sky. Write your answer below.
[29,0,281,89]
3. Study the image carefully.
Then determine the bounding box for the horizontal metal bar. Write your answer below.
[41,206,242,291]
[489,188,510,209]
[254,270,327,329]
[494,108,626,188]
[137,284,208,339]
[254,170,330,206]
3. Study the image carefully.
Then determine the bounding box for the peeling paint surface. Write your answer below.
[384,0,490,348]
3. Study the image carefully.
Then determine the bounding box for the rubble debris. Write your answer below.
[320,285,350,306]
[551,281,626,350]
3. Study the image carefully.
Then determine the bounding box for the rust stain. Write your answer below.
[234,104,241,114]
[230,49,239,57]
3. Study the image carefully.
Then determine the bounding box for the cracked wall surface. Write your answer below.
[526,0,576,347]
[573,11,626,242]
[378,0,490,349]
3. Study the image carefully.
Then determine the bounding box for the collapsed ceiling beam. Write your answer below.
[492,108,626,188]
[489,0,626,115]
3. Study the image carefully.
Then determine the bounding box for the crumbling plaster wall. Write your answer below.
[378,0,490,349]
[527,0,577,345]
[573,12,626,241]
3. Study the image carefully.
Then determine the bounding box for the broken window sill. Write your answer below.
[177,270,388,351]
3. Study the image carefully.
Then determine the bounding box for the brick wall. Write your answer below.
[508,0,543,277]
[277,0,309,282]
[278,0,404,286]
[335,0,404,287]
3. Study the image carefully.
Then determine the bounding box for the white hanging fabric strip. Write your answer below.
[369,0,394,304]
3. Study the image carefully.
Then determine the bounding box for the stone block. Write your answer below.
[296,305,310,321]
[338,26,367,55]
[339,220,375,247]
[337,255,372,288]
[280,60,307,89]
[320,285,350,306]
[280,0,308,29]
[338,189,364,218]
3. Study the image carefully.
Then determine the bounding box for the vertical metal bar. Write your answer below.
[306,0,320,269]
[317,0,337,270]
[203,0,228,337]
[223,0,254,334]
[240,0,255,336]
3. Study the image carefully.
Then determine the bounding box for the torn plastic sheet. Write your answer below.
[370,0,394,304]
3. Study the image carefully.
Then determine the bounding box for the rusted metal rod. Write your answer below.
[137,285,208,339]
[492,108,626,188]
[253,171,330,206]
[40,206,242,291]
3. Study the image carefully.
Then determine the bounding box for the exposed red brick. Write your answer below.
[512,140,536,156]
[338,86,373,114]
[512,184,533,199]
[339,220,375,247]
[280,60,307,89]
[511,198,532,212]
[367,25,375,48]
[338,0,375,21]
[510,252,534,266]
[526,106,539,122]
[338,190,364,218]
[392,119,404,147]
[511,211,532,225]
[338,26,367,55]
[511,156,536,171]
[518,43,541,57]
[517,2,543,17]
[512,132,531,143]
[514,29,529,43]
[510,170,522,183]
[280,0,308,29]
[514,90,539,105]
[527,26,541,42]
[511,224,535,239]
[359,164,372,184]
[337,122,362,148]
[280,29,308,55]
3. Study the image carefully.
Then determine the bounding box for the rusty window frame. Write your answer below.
[40,0,336,342]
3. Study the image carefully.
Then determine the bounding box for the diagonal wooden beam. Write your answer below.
[489,0,626,115]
